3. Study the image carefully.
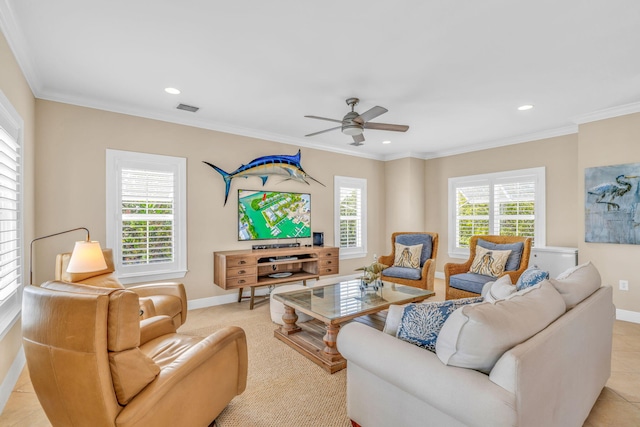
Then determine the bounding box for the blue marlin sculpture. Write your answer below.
[203,150,325,205]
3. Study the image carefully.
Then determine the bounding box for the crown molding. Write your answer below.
[0,1,42,95]
[36,89,386,161]
[422,125,579,159]
[572,101,640,125]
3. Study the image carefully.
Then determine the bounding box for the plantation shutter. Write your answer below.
[455,180,490,248]
[0,124,22,323]
[334,176,367,259]
[121,168,174,266]
[339,186,362,248]
[493,175,536,243]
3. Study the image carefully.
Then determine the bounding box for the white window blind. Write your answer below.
[106,150,187,284]
[449,167,545,257]
[121,168,174,266]
[334,176,367,259]
[0,91,23,337]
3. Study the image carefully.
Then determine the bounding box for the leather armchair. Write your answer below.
[55,248,187,328]
[22,281,248,427]
[378,232,439,291]
[444,235,532,299]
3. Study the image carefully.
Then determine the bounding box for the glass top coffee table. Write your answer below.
[273,279,435,373]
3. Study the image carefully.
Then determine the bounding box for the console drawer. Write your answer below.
[226,255,256,267]
[226,275,257,288]
[226,266,257,278]
[317,249,339,258]
[319,258,338,268]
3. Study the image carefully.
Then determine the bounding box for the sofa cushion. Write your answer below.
[109,348,160,405]
[393,243,423,268]
[436,280,566,374]
[395,234,432,267]
[481,275,516,303]
[397,297,484,352]
[516,266,550,291]
[469,246,511,277]
[382,266,422,280]
[549,261,601,309]
[449,272,495,294]
[477,239,525,271]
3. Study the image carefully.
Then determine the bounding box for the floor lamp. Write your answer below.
[29,227,107,285]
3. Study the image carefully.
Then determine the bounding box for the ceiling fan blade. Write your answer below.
[350,134,365,145]
[364,122,409,132]
[305,126,341,137]
[354,106,388,124]
[304,115,343,124]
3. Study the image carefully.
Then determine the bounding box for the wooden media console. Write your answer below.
[213,246,339,309]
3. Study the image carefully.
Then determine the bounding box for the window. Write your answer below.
[334,176,367,259]
[106,150,187,284]
[448,167,545,258]
[0,91,23,337]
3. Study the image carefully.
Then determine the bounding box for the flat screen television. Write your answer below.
[238,189,311,241]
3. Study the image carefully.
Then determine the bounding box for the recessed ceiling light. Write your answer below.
[165,87,181,95]
[382,140,391,144]
[518,104,534,111]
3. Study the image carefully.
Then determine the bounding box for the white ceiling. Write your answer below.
[1,0,640,160]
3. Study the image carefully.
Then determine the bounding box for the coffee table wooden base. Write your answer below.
[274,319,347,374]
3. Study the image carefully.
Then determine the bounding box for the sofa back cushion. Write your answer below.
[549,261,601,309]
[395,234,432,267]
[436,280,566,374]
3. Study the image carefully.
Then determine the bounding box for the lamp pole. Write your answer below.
[29,227,90,285]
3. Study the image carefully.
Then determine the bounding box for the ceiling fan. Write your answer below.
[304,98,409,146]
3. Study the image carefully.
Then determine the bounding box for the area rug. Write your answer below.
[181,302,351,427]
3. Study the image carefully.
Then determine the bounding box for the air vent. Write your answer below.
[177,103,199,113]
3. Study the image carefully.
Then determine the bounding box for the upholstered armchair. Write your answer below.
[445,235,532,300]
[55,248,187,328]
[378,232,439,291]
[22,281,248,427]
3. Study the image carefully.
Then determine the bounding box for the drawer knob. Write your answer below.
[238,279,245,284]
[239,260,246,265]
[238,270,245,274]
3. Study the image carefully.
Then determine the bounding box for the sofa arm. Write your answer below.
[337,322,516,427]
[117,326,248,426]
[129,282,188,325]
[139,315,176,345]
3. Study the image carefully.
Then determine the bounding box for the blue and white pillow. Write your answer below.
[397,297,483,352]
[516,266,549,291]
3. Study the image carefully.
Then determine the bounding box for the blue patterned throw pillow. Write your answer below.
[397,297,484,352]
[516,266,549,291]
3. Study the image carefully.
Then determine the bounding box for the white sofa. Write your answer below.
[337,266,615,427]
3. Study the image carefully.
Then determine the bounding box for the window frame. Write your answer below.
[0,90,24,339]
[106,149,187,284]
[334,175,367,260]
[448,167,546,258]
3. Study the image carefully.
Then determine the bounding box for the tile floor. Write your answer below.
[1,280,639,426]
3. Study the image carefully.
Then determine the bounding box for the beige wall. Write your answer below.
[424,133,580,271]
[383,157,426,253]
[34,100,386,299]
[0,32,35,398]
[578,113,640,312]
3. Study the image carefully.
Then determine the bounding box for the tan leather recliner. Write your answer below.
[23,281,248,427]
[55,248,187,328]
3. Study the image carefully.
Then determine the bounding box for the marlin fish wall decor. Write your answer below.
[203,150,325,205]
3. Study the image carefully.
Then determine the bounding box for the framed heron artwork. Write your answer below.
[585,162,640,244]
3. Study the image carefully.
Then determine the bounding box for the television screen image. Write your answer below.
[238,190,311,241]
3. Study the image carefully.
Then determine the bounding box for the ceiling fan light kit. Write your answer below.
[305,97,409,146]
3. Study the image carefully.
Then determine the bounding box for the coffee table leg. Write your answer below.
[323,324,340,357]
[281,305,301,335]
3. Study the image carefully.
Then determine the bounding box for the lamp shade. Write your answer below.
[66,240,108,273]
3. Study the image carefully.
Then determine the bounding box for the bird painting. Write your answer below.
[588,174,638,211]
[585,163,640,245]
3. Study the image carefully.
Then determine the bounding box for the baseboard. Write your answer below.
[187,274,362,311]
[616,309,640,324]
[435,271,445,279]
[0,346,25,414]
